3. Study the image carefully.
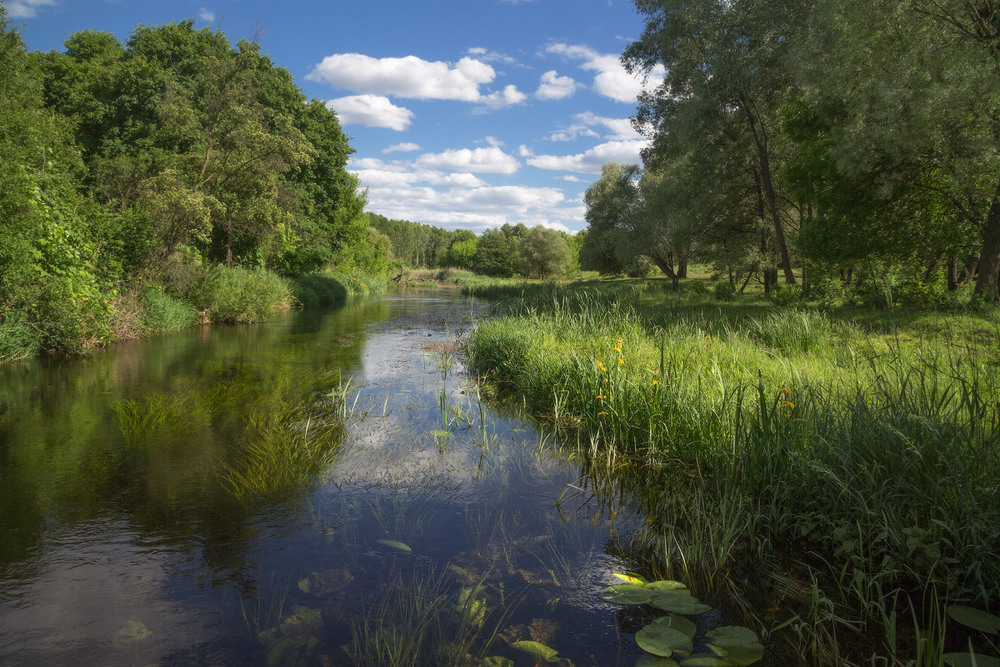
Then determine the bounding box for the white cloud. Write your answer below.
[383,143,421,154]
[517,145,534,158]
[5,0,56,18]
[536,70,578,101]
[198,8,215,22]
[561,175,583,182]
[478,84,527,110]
[415,147,520,175]
[546,42,665,103]
[548,112,641,142]
[308,53,494,102]
[527,139,647,174]
[466,47,520,66]
[326,95,414,131]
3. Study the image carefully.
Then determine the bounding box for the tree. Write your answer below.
[624,0,808,285]
[519,226,571,279]
[474,226,521,277]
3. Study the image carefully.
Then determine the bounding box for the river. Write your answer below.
[0,289,658,666]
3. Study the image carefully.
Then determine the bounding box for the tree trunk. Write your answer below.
[948,256,958,291]
[745,107,795,284]
[974,181,1000,300]
[678,260,688,279]
[650,254,679,291]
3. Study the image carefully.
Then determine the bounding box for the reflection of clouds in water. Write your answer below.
[1,519,216,665]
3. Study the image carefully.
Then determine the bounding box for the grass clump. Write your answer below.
[0,316,41,363]
[198,266,293,323]
[143,287,199,332]
[466,279,1000,663]
[291,269,393,308]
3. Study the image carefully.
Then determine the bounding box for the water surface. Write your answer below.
[0,290,653,666]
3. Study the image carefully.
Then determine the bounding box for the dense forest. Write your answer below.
[581,0,1000,306]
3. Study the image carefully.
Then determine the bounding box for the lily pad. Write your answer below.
[706,626,764,666]
[650,614,697,639]
[375,539,412,554]
[681,655,733,666]
[947,605,1000,634]
[647,591,711,615]
[636,622,694,658]
[636,656,681,667]
[613,572,648,585]
[510,640,559,663]
[599,584,655,605]
[645,580,688,592]
[114,620,152,644]
[943,653,1000,667]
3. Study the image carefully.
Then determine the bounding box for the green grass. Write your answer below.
[0,316,41,363]
[199,266,294,323]
[291,269,394,308]
[465,278,1000,664]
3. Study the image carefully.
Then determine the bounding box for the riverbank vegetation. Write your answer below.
[0,10,392,360]
[465,277,1000,663]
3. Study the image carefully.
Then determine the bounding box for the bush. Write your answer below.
[201,266,292,323]
[144,288,199,332]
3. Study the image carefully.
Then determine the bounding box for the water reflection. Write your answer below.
[0,290,640,666]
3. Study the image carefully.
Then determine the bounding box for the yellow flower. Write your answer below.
[652,380,660,387]
[598,411,609,416]
[781,400,795,410]
[596,394,606,401]
[596,359,607,372]
[618,358,624,365]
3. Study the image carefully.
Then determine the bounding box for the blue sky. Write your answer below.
[9,0,662,234]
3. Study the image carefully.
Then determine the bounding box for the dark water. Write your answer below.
[0,290,652,666]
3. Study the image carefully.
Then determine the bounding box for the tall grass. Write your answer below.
[291,269,393,308]
[199,266,293,323]
[0,316,41,363]
[466,283,1000,662]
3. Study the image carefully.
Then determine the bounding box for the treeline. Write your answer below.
[0,11,383,357]
[583,0,1000,305]
[370,214,584,279]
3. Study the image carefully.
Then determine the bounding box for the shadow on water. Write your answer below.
[0,289,765,666]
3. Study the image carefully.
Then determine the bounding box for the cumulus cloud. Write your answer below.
[198,8,215,22]
[527,139,647,174]
[548,112,641,142]
[326,95,414,131]
[5,0,56,18]
[535,70,578,101]
[308,52,526,109]
[415,147,520,175]
[467,47,520,66]
[478,85,527,110]
[546,42,664,103]
[382,143,421,154]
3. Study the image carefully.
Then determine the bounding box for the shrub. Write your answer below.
[143,288,199,332]
[201,266,292,323]
[0,316,41,363]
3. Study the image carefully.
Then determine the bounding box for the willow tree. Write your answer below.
[624,0,810,285]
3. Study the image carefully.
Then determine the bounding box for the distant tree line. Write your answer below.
[583,0,1000,304]
[370,214,581,279]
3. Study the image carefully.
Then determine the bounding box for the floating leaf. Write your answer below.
[429,430,451,438]
[648,591,711,615]
[943,653,1000,667]
[681,655,733,666]
[375,539,412,554]
[509,640,559,662]
[599,584,654,605]
[650,614,697,639]
[113,620,151,644]
[947,606,1000,634]
[636,656,681,667]
[636,622,694,658]
[646,580,688,592]
[613,572,648,585]
[706,626,764,666]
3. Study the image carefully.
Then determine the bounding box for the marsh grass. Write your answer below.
[466,280,1000,663]
[113,393,204,447]
[219,403,345,503]
[0,316,41,363]
[347,565,516,666]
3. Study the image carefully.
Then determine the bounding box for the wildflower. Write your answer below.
[781,400,795,410]
[652,380,660,387]
[596,394,606,401]
[618,358,624,365]
[596,359,607,372]
[598,411,609,416]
